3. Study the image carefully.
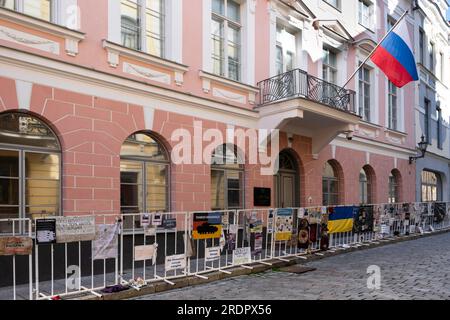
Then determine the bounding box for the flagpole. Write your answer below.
[341,9,410,89]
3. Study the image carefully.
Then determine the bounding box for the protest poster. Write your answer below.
[192,212,222,240]
[0,237,33,256]
[134,244,157,262]
[226,231,236,251]
[274,208,293,241]
[141,213,151,228]
[36,219,56,245]
[253,233,263,255]
[205,246,221,263]
[162,217,177,230]
[92,223,119,260]
[55,216,96,243]
[232,247,252,265]
[165,254,186,271]
[153,213,163,226]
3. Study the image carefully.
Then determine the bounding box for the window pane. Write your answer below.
[23,0,51,21]
[26,179,59,207]
[145,0,164,57]
[212,0,224,15]
[121,133,168,160]
[228,25,241,81]
[0,113,59,150]
[227,0,240,23]
[211,170,225,210]
[0,178,19,205]
[0,0,14,10]
[211,18,224,76]
[120,160,143,213]
[26,206,58,219]
[121,0,141,50]
[146,184,167,211]
[0,150,19,177]
[25,153,60,179]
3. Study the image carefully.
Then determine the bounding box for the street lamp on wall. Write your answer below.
[409,135,428,164]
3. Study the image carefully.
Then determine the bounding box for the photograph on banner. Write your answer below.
[134,244,157,263]
[267,210,274,233]
[274,208,293,241]
[192,212,222,240]
[55,216,96,243]
[253,233,263,255]
[165,254,186,272]
[432,202,446,223]
[92,223,119,260]
[205,246,221,263]
[353,205,374,233]
[152,213,163,227]
[140,213,151,228]
[232,247,251,265]
[0,237,33,256]
[226,232,237,251]
[297,218,310,249]
[36,218,56,245]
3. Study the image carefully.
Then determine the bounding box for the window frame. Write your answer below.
[120,133,170,215]
[388,81,398,131]
[120,0,166,58]
[1,0,57,23]
[358,64,371,122]
[421,170,441,202]
[0,112,62,227]
[388,172,399,204]
[358,0,374,30]
[322,162,339,206]
[211,0,242,82]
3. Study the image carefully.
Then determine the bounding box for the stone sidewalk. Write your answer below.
[133,232,450,300]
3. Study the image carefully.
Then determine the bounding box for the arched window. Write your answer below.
[211,144,244,210]
[120,133,169,215]
[359,167,372,204]
[322,161,339,206]
[421,170,441,202]
[388,170,400,203]
[0,112,61,224]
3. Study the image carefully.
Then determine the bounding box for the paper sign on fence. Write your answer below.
[205,246,221,263]
[92,223,119,260]
[56,216,96,243]
[134,244,156,262]
[165,254,186,271]
[0,237,33,256]
[233,247,252,265]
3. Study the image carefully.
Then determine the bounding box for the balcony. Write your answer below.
[256,69,361,158]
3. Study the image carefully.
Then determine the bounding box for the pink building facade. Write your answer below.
[0,0,419,221]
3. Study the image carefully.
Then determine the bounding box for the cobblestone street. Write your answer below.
[134,232,450,300]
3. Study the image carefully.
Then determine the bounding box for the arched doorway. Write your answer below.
[0,112,61,226]
[274,150,300,208]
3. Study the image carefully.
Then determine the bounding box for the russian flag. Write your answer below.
[371,19,418,88]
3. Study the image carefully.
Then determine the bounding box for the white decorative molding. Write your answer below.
[0,25,59,54]
[103,40,188,86]
[123,62,171,85]
[15,80,33,110]
[212,87,246,105]
[0,7,85,56]
[385,128,407,145]
[199,70,259,105]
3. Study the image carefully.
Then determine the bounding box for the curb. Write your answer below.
[80,228,450,300]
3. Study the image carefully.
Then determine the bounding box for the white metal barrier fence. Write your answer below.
[1,202,450,300]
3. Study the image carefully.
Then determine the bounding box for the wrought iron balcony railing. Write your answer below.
[257,69,357,114]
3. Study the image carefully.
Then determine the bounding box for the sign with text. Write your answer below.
[0,237,33,256]
[165,254,186,271]
[205,246,221,263]
[56,216,96,243]
[134,244,157,262]
[232,247,252,265]
[36,219,56,245]
[274,208,294,241]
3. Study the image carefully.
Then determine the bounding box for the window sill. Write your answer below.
[102,40,189,86]
[199,70,259,105]
[0,7,85,56]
